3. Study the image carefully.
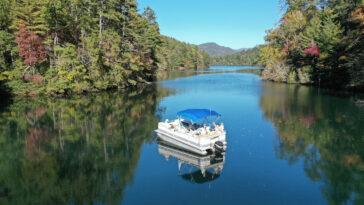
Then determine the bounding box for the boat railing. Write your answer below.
[162,119,224,139]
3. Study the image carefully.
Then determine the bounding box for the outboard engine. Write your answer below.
[214,141,225,153]
[210,153,224,163]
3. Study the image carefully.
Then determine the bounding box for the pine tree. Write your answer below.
[0,0,14,71]
[143,6,157,25]
[13,0,49,36]
[1,0,210,95]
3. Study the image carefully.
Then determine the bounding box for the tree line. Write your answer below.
[0,0,210,96]
[158,36,210,70]
[211,46,261,66]
[260,0,364,91]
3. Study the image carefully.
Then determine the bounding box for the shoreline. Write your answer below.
[1,65,363,98]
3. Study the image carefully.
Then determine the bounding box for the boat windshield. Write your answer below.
[181,120,203,131]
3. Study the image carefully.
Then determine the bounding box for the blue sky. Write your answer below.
[138,0,283,49]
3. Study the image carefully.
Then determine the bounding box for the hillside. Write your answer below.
[260,0,364,90]
[0,3,210,96]
[158,36,210,70]
[212,46,261,66]
[198,43,237,57]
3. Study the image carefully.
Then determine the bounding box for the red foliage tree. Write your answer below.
[304,42,320,57]
[15,21,47,68]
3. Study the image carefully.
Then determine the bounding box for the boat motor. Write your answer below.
[214,141,225,153]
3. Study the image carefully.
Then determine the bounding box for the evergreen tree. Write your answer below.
[0,0,210,95]
[143,6,157,25]
[157,36,210,70]
[0,0,14,73]
[260,0,364,90]
[13,0,49,36]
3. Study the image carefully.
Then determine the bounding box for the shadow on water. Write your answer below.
[260,82,364,205]
[0,84,170,205]
[0,81,12,112]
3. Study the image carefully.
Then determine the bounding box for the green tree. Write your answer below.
[212,46,261,66]
[143,6,157,25]
[261,0,364,90]
[13,0,49,36]
[0,0,15,74]
[157,36,210,70]
[0,0,210,96]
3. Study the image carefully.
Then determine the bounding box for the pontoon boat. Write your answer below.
[155,109,227,155]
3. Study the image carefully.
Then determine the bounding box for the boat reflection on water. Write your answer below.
[157,140,225,184]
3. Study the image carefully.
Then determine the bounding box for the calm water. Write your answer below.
[0,66,363,205]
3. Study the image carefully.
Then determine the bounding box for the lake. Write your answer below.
[0,66,363,205]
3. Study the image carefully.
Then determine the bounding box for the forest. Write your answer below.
[157,36,210,71]
[211,46,260,66]
[260,0,364,91]
[1,0,363,96]
[0,0,209,96]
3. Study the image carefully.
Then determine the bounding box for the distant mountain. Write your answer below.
[236,48,248,52]
[211,46,262,66]
[198,43,238,57]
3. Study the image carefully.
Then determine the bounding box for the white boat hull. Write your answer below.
[155,122,227,155]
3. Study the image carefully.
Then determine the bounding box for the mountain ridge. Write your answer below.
[198,42,247,57]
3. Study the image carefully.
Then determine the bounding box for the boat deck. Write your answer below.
[161,121,224,139]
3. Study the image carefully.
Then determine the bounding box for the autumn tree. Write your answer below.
[15,22,46,73]
[261,0,364,90]
[0,0,210,95]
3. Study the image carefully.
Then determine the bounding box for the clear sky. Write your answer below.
[137,0,283,49]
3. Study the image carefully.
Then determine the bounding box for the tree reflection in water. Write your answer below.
[260,82,364,205]
[0,85,168,205]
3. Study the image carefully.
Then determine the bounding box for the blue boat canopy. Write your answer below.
[177,109,221,122]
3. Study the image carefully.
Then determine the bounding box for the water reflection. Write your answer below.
[260,82,364,205]
[157,141,225,184]
[156,66,262,81]
[0,85,167,205]
[157,70,198,81]
[1,67,363,205]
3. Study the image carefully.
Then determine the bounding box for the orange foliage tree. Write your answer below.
[15,21,47,73]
